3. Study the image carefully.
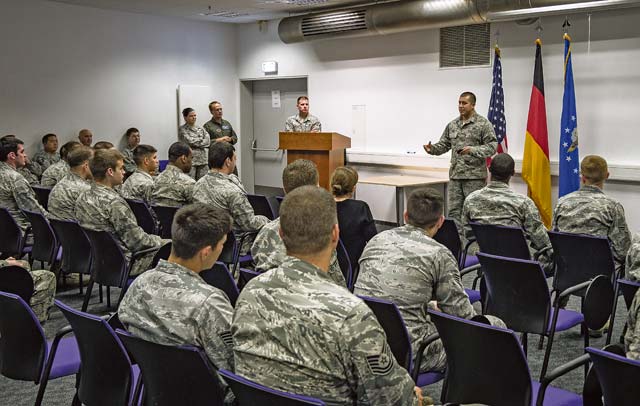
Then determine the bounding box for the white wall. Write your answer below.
[0,0,238,158]
[237,11,640,233]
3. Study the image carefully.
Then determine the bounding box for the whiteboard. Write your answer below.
[177,85,213,128]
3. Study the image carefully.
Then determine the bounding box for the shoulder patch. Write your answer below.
[366,343,394,375]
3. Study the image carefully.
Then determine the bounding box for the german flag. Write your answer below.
[522,38,552,228]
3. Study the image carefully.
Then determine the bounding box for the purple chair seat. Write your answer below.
[416,371,444,387]
[531,381,582,406]
[548,308,584,333]
[465,288,481,304]
[46,336,80,379]
[463,254,479,268]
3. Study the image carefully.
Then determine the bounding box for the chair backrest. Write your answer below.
[218,231,238,266]
[56,300,135,406]
[125,198,158,235]
[582,275,615,331]
[0,291,47,382]
[32,186,51,211]
[0,207,24,258]
[200,262,239,307]
[50,218,92,275]
[151,205,179,239]
[433,218,462,264]
[22,209,58,264]
[477,253,551,335]
[586,347,640,406]
[469,222,531,260]
[84,229,128,287]
[150,242,172,269]
[247,194,276,220]
[158,160,169,172]
[238,268,261,291]
[116,330,225,406]
[549,230,616,293]
[430,310,533,406]
[336,239,352,289]
[219,369,325,406]
[359,296,412,371]
[0,265,35,303]
[618,279,640,310]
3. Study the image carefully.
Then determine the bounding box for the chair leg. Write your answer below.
[540,304,562,380]
[116,284,128,307]
[78,274,83,295]
[583,322,590,378]
[71,392,81,406]
[606,284,620,345]
[99,284,103,303]
[537,336,544,350]
[81,278,95,312]
[106,286,111,308]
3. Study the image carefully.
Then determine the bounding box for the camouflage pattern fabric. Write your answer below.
[32,151,60,171]
[625,287,640,360]
[251,218,347,287]
[0,259,56,323]
[627,233,640,282]
[0,162,48,232]
[426,112,497,180]
[41,160,70,187]
[284,114,322,132]
[121,147,136,174]
[178,124,209,167]
[75,183,165,275]
[462,181,554,274]
[553,185,631,265]
[204,118,238,145]
[120,170,154,202]
[48,171,91,221]
[447,179,487,235]
[355,224,476,372]
[193,172,268,254]
[151,164,195,207]
[232,256,419,406]
[18,166,41,185]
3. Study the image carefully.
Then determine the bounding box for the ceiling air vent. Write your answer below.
[301,9,368,38]
[440,23,490,68]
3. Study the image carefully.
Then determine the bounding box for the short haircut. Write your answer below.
[125,127,139,137]
[93,141,114,150]
[168,142,192,162]
[133,144,157,165]
[67,146,94,168]
[208,142,234,169]
[42,133,57,144]
[406,188,444,229]
[208,101,221,111]
[297,96,309,104]
[0,137,23,162]
[330,166,358,197]
[280,185,337,256]
[60,141,81,160]
[182,107,194,117]
[581,155,608,183]
[90,149,124,180]
[489,153,515,182]
[460,91,477,104]
[171,203,232,259]
[282,159,318,193]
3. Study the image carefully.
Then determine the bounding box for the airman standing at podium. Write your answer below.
[284,96,322,132]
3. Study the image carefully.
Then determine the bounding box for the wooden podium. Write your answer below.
[279,132,351,190]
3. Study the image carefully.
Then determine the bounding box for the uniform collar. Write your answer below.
[487,180,510,189]
[281,256,334,283]
[155,259,202,280]
[579,184,604,194]
[456,112,478,126]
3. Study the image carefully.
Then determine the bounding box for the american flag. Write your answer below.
[488,46,508,159]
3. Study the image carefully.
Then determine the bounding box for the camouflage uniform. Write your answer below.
[0,259,56,323]
[232,256,419,406]
[625,288,640,360]
[120,170,154,202]
[121,147,136,175]
[41,160,70,187]
[355,224,476,372]
[193,172,268,254]
[553,185,631,266]
[251,218,347,287]
[426,112,497,231]
[119,259,234,402]
[151,164,195,207]
[48,172,92,221]
[32,151,60,172]
[462,181,554,274]
[18,166,41,185]
[626,233,640,282]
[75,183,165,276]
[284,114,322,132]
[204,118,238,145]
[178,123,210,180]
[0,162,49,232]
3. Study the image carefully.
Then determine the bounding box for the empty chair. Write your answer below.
[586,346,640,406]
[0,207,31,259]
[22,209,61,268]
[125,198,159,235]
[151,204,179,239]
[116,330,225,406]
[200,262,239,307]
[32,186,52,211]
[247,194,277,220]
[56,300,140,406]
[469,222,531,260]
[336,239,353,290]
[50,218,92,294]
[0,292,80,406]
[219,369,325,406]
[0,264,34,303]
[359,296,444,387]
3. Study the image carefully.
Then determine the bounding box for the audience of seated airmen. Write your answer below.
[74,149,166,276]
[41,141,81,187]
[232,186,426,406]
[0,258,56,323]
[193,142,268,254]
[119,144,158,202]
[462,153,554,275]
[0,136,49,239]
[119,204,235,403]
[251,159,346,286]
[151,142,195,207]
[32,133,61,172]
[121,127,140,175]
[47,146,94,221]
[553,155,631,267]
